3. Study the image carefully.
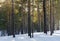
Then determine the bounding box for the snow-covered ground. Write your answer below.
[0,30,60,41]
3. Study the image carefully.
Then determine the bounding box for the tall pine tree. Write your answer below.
[11,0,15,37]
[43,0,47,34]
[28,0,31,38]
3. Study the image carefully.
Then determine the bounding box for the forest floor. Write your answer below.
[0,30,60,41]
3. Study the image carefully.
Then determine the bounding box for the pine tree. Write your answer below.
[11,0,15,37]
[20,0,24,34]
[50,0,54,35]
[43,0,47,34]
[28,0,31,38]
[37,0,41,32]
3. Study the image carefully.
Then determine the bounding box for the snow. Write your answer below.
[0,30,60,41]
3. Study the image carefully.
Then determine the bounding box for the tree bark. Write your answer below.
[28,0,31,38]
[11,0,15,37]
[43,0,47,34]
[50,0,54,35]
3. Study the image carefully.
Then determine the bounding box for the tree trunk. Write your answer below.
[20,0,24,34]
[43,0,47,34]
[11,0,15,37]
[50,0,54,35]
[28,0,31,38]
[37,0,41,32]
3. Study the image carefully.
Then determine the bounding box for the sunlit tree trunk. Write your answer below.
[50,0,54,35]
